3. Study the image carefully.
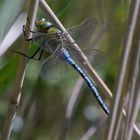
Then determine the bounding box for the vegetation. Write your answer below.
[0,0,140,140]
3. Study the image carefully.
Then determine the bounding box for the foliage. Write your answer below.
[0,0,139,140]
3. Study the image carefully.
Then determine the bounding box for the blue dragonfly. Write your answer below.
[15,17,110,115]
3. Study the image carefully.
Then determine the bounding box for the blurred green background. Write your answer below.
[0,0,129,139]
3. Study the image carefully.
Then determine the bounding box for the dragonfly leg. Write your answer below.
[22,25,33,41]
[29,47,44,60]
[38,49,44,60]
[11,47,43,60]
[23,25,40,40]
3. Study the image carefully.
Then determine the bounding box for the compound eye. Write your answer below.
[46,21,53,27]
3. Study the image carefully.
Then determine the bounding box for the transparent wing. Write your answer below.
[67,47,106,68]
[40,55,60,80]
[40,45,60,80]
[83,49,106,68]
[32,32,47,45]
[32,32,59,53]
[67,17,97,47]
[66,17,105,68]
[40,46,70,80]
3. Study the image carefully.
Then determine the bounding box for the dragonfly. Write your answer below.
[14,17,110,115]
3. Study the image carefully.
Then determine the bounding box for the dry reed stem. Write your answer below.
[106,0,140,140]
[1,0,39,140]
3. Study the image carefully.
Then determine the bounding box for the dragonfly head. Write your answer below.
[35,18,53,32]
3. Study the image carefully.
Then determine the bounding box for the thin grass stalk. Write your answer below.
[39,0,112,103]
[110,104,140,138]
[133,123,140,138]
[113,107,124,140]
[105,0,140,140]
[123,8,140,139]
[1,0,39,140]
[122,110,140,137]
[114,2,140,140]
[80,118,106,140]
[126,67,140,140]
[80,126,97,140]
[123,32,140,140]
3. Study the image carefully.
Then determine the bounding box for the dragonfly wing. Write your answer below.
[40,45,60,80]
[83,49,106,68]
[67,47,106,68]
[32,32,47,45]
[67,17,97,47]
[43,39,60,53]
[40,46,70,80]
[32,32,59,53]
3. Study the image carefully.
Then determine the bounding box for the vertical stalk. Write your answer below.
[1,0,39,140]
[105,0,140,140]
